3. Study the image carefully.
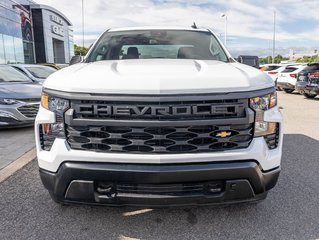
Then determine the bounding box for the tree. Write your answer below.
[260,56,272,64]
[274,54,283,63]
[74,44,89,56]
[296,55,319,63]
[260,55,289,64]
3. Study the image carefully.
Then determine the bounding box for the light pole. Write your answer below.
[81,0,85,50]
[221,13,227,46]
[268,40,271,64]
[272,10,276,64]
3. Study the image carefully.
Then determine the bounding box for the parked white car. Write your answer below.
[277,65,307,93]
[262,64,286,82]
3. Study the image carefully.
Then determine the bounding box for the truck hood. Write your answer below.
[44,59,274,95]
[0,82,42,100]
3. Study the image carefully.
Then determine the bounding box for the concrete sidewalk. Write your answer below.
[0,127,35,170]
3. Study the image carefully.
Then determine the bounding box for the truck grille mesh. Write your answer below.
[66,124,253,154]
[66,97,253,154]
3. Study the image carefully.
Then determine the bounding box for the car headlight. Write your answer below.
[40,94,69,140]
[250,92,277,137]
[0,99,21,105]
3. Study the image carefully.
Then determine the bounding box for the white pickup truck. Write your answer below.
[35,27,283,206]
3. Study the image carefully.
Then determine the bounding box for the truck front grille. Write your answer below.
[65,96,254,154]
[66,123,253,154]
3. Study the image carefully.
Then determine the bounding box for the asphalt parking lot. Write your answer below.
[0,91,319,240]
[0,127,34,170]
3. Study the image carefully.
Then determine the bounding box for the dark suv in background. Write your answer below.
[296,63,319,98]
[237,55,260,68]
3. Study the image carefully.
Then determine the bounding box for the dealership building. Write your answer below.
[0,0,74,64]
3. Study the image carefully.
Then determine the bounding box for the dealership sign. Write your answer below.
[51,25,64,36]
[50,15,63,25]
[50,14,64,37]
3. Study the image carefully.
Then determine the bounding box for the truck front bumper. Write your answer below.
[40,160,280,207]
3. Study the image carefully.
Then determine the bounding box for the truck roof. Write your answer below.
[108,26,210,32]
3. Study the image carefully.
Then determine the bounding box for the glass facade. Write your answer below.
[0,35,5,64]
[0,0,73,64]
[69,27,74,58]
[0,0,35,63]
[23,41,34,63]
[3,35,15,63]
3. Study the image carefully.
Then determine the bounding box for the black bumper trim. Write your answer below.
[39,161,280,206]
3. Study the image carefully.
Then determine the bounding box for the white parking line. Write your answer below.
[0,148,36,183]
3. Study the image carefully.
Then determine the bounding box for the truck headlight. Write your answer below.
[40,94,69,139]
[250,92,277,137]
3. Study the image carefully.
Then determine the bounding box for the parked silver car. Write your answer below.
[10,64,57,84]
[0,65,42,128]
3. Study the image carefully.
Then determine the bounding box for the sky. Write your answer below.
[36,0,319,57]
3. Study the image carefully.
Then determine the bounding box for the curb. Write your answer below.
[0,148,36,183]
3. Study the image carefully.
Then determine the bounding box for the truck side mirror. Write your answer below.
[70,55,84,65]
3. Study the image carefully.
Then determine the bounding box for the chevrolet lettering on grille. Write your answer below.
[89,105,237,117]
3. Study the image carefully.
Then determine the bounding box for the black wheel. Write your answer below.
[303,93,317,99]
[283,89,294,93]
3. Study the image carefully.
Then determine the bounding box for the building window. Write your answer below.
[14,37,24,63]
[23,41,34,63]
[3,35,15,63]
[0,34,25,64]
[0,35,5,64]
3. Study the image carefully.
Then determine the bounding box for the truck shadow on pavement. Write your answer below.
[0,134,319,240]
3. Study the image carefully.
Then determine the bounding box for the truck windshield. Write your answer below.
[87,30,229,62]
